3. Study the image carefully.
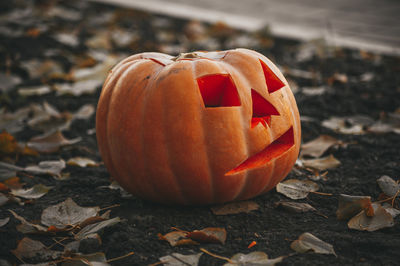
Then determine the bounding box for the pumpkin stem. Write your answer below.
[173,52,200,61]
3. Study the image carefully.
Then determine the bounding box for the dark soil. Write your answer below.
[0,0,399,265]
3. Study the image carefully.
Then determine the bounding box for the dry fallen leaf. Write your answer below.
[0,161,23,180]
[291,232,336,256]
[224,251,285,266]
[300,135,340,158]
[377,175,399,198]
[12,237,62,261]
[61,252,109,266]
[41,198,99,229]
[24,159,66,178]
[211,201,259,215]
[75,217,121,240]
[336,194,373,220]
[322,116,374,135]
[187,227,227,245]
[159,252,202,266]
[276,179,319,200]
[382,203,400,218]
[0,131,18,156]
[348,203,395,232]
[275,201,316,213]
[55,79,103,96]
[11,184,52,199]
[0,217,9,227]
[67,157,98,167]
[0,106,31,133]
[0,193,9,206]
[9,209,48,234]
[159,231,199,247]
[301,155,341,171]
[27,131,81,153]
[18,85,52,96]
[73,104,95,120]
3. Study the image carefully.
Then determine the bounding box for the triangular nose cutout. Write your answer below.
[260,59,285,93]
[251,89,280,128]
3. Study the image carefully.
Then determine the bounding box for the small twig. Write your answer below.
[391,190,400,207]
[200,248,233,264]
[310,191,333,196]
[99,204,120,212]
[106,251,135,263]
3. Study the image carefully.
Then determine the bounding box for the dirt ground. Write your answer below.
[0,1,399,265]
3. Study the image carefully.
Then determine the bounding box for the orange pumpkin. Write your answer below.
[96,48,301,205]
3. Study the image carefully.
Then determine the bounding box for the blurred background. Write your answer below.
[91,0,400,55]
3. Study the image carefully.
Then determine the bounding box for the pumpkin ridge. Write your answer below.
[139,62,183,202]
[107,61,153,197]
[98,62,136,192]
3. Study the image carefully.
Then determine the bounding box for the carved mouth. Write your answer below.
[225,126,294,175]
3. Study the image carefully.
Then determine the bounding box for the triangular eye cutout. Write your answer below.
[260,59,285,93]
[251,89,280,128]
[197,74,241,107]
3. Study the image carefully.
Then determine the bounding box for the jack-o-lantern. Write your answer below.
[96,48,301,205]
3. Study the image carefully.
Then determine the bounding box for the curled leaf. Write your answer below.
[75,217,121,240]
[27,131,81,153]
[301,155,341,171]
[11,184,52,199]
[187,227,227,245]
[291,232,336,256]
[159,231,198,247]
[300,135,340,158]
[224,251,285,266]
[348,203,394,232]
[276,179,319,200]
[275,201,316,213]
[67,157,98,167]
[336,194,372,220]
[25,159,66,178]
[159,252,202,266]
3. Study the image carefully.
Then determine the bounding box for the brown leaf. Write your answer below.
[211,201,259,215]
[67,157,98,167]
[11,184,52,199]
[224,251,285,266]
[0,131,18,156]
[276,179,319,200]
[27,131,81,153]
[187,227,227,245]
[12,237,62,261]
[158,231,198,247]
[159,252,202,266]
[300,135,340,158]
[275,201,316,213]
[61,252,109,266]
[301,155,341,171]
[377,175,399,197]
[348,203,395,231]
[9,210,48,234]
[291,232,336,256]
[41,198,100,229]
[336,194,373,220]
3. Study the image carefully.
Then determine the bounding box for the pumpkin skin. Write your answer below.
[96,48,301,205]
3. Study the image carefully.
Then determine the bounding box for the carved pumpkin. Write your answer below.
[96,48,301,205]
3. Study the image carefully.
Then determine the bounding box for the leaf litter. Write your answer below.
[347,203,395,231]
[158,252,202,266]
[276,179,319,200]
[159,227,227,246]
[291,232,336,256]
[211,200,259,215]
[27,131,81,153]
[300,135,342,158]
